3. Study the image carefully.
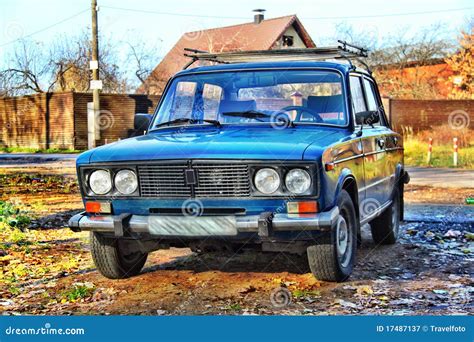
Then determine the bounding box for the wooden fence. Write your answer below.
[0,92,160,150]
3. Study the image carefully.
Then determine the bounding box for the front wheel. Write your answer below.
[307,190,357,282]
[90,232,148,279]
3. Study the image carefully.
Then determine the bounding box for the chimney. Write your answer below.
[253,9,265,24]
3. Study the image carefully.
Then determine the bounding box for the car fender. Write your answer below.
[333,168,359,209]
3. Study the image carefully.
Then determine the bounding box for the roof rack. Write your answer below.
[183,40,370,72]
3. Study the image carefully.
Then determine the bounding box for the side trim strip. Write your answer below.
[358,174,394,192]
[333,154,362,165]
[332,147,398,165]
[385,147,404,152]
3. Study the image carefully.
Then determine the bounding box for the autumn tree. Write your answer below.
[445,28,474,99]
[331,23,453,99]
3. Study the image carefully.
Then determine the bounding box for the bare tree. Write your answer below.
[1,40,56,95]
[1,31,129,96]
[125,38,162,90]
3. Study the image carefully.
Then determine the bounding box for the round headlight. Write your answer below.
[254,168,280,194]
[285,169,311,194]
[89,170,112,195]
[115,169,138,195]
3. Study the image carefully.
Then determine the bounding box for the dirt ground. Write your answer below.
[0,173,472,315]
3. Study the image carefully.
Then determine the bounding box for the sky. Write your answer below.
[0,0,472,83]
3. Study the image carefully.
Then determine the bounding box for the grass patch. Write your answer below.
[402,125,474,169]
[404,139,474,169]
[0,147,82,154]
[61,283,95,302]
[226,303,242,311]
[292,289,321,299]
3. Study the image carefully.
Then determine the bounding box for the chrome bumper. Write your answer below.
[68,207,339,237]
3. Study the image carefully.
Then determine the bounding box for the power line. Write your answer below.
[0,8,89,47]
[101,5,248,19]
[304,6,474,20]
[101,5,473,21]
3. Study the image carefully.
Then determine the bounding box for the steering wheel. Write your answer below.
[281,105,324,123]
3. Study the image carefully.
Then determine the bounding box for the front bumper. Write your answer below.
[68,207,340,238]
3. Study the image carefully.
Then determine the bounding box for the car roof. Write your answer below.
[175,60,370,77]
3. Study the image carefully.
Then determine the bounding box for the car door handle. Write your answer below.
[376,138,385,149]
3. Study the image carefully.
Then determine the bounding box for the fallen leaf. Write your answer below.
[356,285,374,296]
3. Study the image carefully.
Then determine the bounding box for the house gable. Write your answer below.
[137,15,315,95]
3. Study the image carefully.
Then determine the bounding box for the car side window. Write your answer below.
[363,79,379,111]
[362,78,382,127]
[349,76,366,115]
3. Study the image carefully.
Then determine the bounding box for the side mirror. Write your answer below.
[134,113,153,133]
[355,110,380,126]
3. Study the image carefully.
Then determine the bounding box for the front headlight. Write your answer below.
[254,168,280,194]
[285,168,311,194]
[89,170,112,195]
[114,169,138,195]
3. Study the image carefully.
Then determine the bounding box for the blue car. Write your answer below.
[69,46,409,282]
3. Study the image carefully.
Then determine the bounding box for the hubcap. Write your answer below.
[336,215,352,268]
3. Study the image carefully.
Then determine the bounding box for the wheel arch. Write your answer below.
[334,168,360,223]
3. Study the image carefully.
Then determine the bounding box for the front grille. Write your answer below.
[138,163,191,197]
[194,163,250,198]
[138,162,251,198]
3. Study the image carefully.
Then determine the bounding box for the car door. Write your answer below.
[349,74,388,218]
[362,77,402,197]
[361,76,395,208]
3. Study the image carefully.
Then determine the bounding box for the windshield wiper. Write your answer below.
[222,110,294,127]
[154,118,221,128]
[221,110,271,121]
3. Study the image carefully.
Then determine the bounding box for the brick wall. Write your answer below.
[384,99,473,134]
[0,92,160,150]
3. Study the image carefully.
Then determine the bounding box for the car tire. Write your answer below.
[370,187,400,245]
[307,189,357,282]
[90,232,148,279]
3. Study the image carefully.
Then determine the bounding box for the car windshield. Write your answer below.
[151,69,347,129]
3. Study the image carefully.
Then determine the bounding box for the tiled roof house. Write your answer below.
[137,14,315,94]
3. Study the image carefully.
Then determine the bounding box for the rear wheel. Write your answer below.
[307,190,357,282]
[90,232,148,279]
[370,188,400,245]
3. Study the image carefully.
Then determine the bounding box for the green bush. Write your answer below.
[0,201,31,231]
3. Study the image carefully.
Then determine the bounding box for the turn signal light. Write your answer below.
[85,201,111,214]
[287,201,319,214]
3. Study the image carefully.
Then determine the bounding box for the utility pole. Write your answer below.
[88,0,101,149]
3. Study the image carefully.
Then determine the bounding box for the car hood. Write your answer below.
[80,125,348,164]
